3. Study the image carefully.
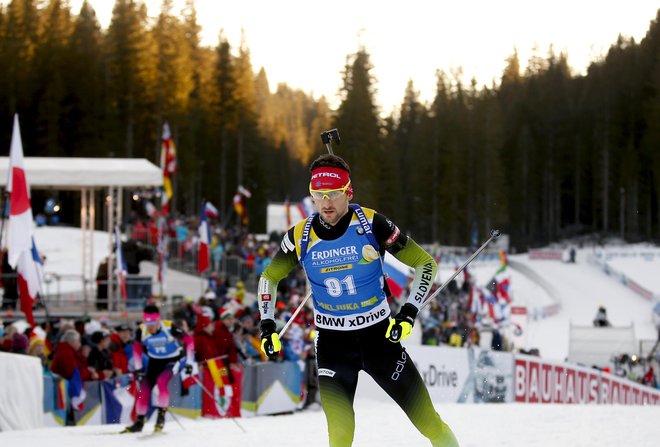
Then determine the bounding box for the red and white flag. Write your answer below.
[197,202,210,273]
[204,201,219,219]
[6,115,43,326]
[237,185,252,198]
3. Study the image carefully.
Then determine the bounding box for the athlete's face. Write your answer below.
[312,192,352,226]
[145,320,160,334]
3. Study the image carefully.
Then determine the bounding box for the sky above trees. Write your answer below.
[71,0,660,113]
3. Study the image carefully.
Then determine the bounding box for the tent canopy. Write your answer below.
[0,157,162,190]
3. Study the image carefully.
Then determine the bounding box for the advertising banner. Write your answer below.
[514,354,660,405]
[356,346,515,403]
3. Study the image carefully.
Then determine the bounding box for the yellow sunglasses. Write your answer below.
[309,181,351,200]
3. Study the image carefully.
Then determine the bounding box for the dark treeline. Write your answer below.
[1,1,659,250]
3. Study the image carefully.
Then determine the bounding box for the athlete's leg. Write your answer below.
[135,377,152,416]
[154,369,174,409]
[363,337,459,446]
[316,329,361,447]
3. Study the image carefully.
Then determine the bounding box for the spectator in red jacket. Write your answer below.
[194,309,238,368]
[109,324,132,375]
[50,329,98,381]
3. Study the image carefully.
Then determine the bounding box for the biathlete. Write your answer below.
[258,154,459,446]
[122,304,195,433]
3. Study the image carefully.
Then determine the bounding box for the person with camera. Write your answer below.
[122,304,194,433]
[258,154,459,446]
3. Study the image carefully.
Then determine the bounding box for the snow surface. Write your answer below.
[3,227,659,445]
[1,400,658,446]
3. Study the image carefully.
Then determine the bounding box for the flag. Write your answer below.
[160,122,176,215]
[114,226,128,301]
[198,202,211,273]
[55,377,67,411]
[494,250,511,304]
[382,253,412,299]
[7,115,43,327]
[144,200,158,218]
[180,361,199,391]
[68,367,86,411]
[233,193,248,225]
[207,357,229,389]
[100,381,123,424]
[202,358,235,417]
[204,201,219,219]
[284,197,291,228]
[237,185,252,198]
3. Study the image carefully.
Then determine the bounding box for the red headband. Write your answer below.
[310,167,353,195]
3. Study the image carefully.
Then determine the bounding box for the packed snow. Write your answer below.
[1,399,658,446]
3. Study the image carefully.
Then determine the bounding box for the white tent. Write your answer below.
[0,157,162,309]
[0,157,162,188]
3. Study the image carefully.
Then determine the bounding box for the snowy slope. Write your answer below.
[511,249,658,361]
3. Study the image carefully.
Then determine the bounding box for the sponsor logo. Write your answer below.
[356,226,365,235]
[318,302,359,311]
[360,297,378,308]
[319,216,332,230]
[314,306,388,329]
[261,302,270,315]
[354,209,372,234]
[391,350,407,381]
[421,364,459,388]
[311,246,359,260]
[261,294,271,302]
[321,264,353,273]
[311,172,342,180]
[318,368,336,377]
[386,226,401,246]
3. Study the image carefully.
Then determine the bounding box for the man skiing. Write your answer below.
[122,304,195,433]
[258,154,459,446]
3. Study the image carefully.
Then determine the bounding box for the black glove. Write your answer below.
[260,319,282,360]
[386,303,418,342]
[183,364,193,374]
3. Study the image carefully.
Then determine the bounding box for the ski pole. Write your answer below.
[191,374,246,433]
[167,408,186,431]
[419,229,501,311]
[278,292,311,338]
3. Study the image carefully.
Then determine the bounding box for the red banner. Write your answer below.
[201,366,242,418]
[515,355,660,405]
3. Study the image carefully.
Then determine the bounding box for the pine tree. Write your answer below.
[333,47,381,208]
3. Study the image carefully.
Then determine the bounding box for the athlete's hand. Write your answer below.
[386,303,418,342]
[260,319,282,360]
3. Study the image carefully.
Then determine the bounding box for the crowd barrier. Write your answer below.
[589,251,659,301]
[41,360,303,428]
[355,345,660,405]
[0,352,43,430]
